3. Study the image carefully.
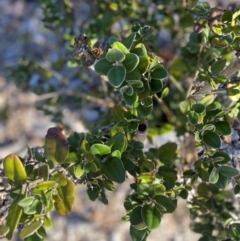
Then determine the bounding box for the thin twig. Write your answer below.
[154,95,177,123]
[189,58,240,99]
[34,89,115,108]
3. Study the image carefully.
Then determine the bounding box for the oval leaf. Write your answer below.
[32,181,57,195]
[209,167,219,184]
[106,133,127,153]
[219,166,239,178]
[123,92,139,106]
[150,67,168,80]
[90,144,111,155]
[130,206,144,225]
[106,48,125,62]
[141,205,161,230]
[154,195,176,213]
[19,221,43,239]
[150,79,163,93]
[202,131,222,149]
[122,53,139,72]
[44,127,69,164]
[188,111,199,125]
[107,66,126,88]
[103,157,125,183]
[212,151,231,164]
[130,225,147,241]
[3,154,27,184]
[18,197,35,208]
[94,58,113,75]
[192,103,206,114]
[54,179,75,215]
[215,121,232,136]
[211,59,226,75]
[0,226,9,238]
[112,41,129,54]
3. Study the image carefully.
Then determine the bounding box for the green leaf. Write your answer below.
[222,10,232,22]
[103,157,125,183]
[125,68,141,82]
[137,56,149,74]
[32,181,56,195]
[124,86,134,96]
[215,121,232,135]
[38,164,49,181]
[54,179,75,215]
[122,53,139,72]
[202,131,222,149]
[137,183,153,196]
[44,216,52,228]
[149,57,160,70]
[149,79,163,93]
[23,199,42,215]
[227,83,240,101]
[212,151,231,164]
[90,144,111,155]
[87,187,100,201]
[209,167,219,184]
[153,184,166,196]
[154,195,176,213]
[106,133,127,153]
[234,184,240,194]
[3,154,27,184]
[179,99,196,114]
[94,58,113,75]
[211,59,226,75]
[158,142,177,165]
[74,164,85,178]
[219,166,239,178]
[6,194,24,240]
[215,173,228,189]
[122,33,136,49]
[179,189,188,199]
[52,173,67,186]
[0,226,9,238]
[130,225,148,241]
[141,205,161,230]
[18,197,35,208]
[107,66,126,88]
[137,98,153,116]
[44,127,69,164]
[188,111,199,125]
[106,48,125,62]
[112,41,129,54]
[127,121,139,133]
[19,221,43,239]
[130,206,144,226]
[123,92,138,106]
[150,67,168,80]
[212,37,229,48]
[192,103,206,114]
[186,0,198,9]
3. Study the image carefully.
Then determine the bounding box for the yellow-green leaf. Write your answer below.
[54,179,75,215]
[6,194,24,240]
[19,221,43,239]
[3,154,27,184]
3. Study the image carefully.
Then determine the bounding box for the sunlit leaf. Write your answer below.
[3,154,27,184]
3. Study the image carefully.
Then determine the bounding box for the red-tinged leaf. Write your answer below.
[54,179,75,215]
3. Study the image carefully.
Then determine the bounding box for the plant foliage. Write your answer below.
[1,0,240,240]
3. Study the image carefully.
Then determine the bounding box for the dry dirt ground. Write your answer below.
[0,0,231,240]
